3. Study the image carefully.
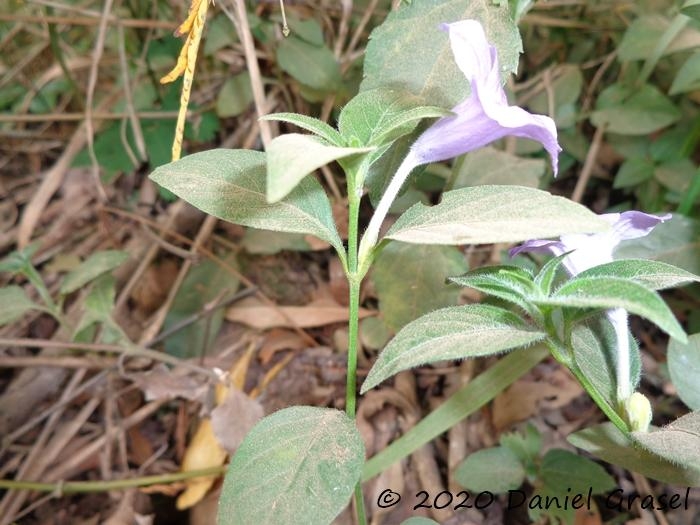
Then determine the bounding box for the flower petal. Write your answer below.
[410,20,561,173]
[607,211,672,242]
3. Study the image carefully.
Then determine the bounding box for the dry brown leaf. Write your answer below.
[225,297,373,329]
[211,388,264,454]
[130,364,211,406]
[258,329,306,365]
[176,344,257,510]
[493,368,582,431]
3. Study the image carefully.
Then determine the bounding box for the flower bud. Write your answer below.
[625,392,652,433]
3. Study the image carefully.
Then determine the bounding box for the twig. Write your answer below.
[571,123,606,203]
[0,13,177,29]
[0,110,184,123]
[222,0,272,146]
[0,466,226,493]
[0,356,116,368]
[0,338,220,380]
[117,23,147,162]
[145,286,258,346]
[84,0,114,202]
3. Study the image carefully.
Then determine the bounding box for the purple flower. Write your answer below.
[510,211,671,406]
[360,19,561,264]
[410,20,561,172]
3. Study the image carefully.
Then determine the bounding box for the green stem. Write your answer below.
[346,184,367,524]
[0,467,225,493]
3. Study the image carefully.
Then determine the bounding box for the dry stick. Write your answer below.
[333,0,353,57]
[571,123,607,203]
[0,110,183,123]
[84,0,114,203]
[0,370,87,523]
[117,23,147,162]
[0,13,177,29]
[2,371,110,450]
[42,400,166,483]
[581,51,617,116]
[0,356,116,369]
[0,338,220,380]
[223,0,272,146]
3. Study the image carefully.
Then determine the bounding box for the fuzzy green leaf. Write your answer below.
[149,149,345,259]
[260,113,344,146]
[362,304,546,392]
[218,406,364,525]
[386,186,610,245]
[0,286,40,326]
[60,250,129,295]
[266,134,371,202]
[455,446,525,493]
[575,259,700,291]
[668,333,700,410]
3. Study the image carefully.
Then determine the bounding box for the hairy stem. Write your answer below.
[346,185,367,524]
[358,150,419,269]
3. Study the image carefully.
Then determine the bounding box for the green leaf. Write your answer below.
[361,304,546,392]
[682,0,700,21]
[632,412,700,473]
[362,345,549,481]
[149,149,345,260]
[163,256,239,358]
[454,446,525,493]
[668,333,700,410]
[575,259,700,291]
[216,72,253,118]
[590,84,681,135]
[541,276,686,342]
[218,406,364,525]
[613,158,655,189]
[449,266,539,315]
[74,274,129,345]
[338,88,448,147]
[276,36,341,92]
[361,0,521,108]
[670,52,700,95]
[618,14,700,61]
[571,316,641,411]
[615,215,700,274]
[260,113,344,146]
[533,252,570,297]
[372,243,468,331]
[60,250,129,296]
[0,286,40,326]
[451,147,545,189]
[569,422,700,486]
[500,424,542,467]
[266,134,372,202]
[540,449,616,495]
[386,186,610,245]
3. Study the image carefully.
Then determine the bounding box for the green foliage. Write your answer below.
[0,286,41,326]
[276,35,341,93]
[361,0,521,108]
[372,243,467,331]
[632,411,700,472]
[216,72,254,118]
[59,250,129,296]
[163,255,239,358]
[149,149,346,262]
[361,304,546,391]
[454,446,525,492]
[569,422,700,486]
[385,186,610,245]
[668,334,700,410]
[450,147,545,188]
[218,406,365,525]
[266,134,372,202]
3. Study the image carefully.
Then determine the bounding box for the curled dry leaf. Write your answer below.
[493,367,583,431]
[130,364,212,406]
[176,344,257,510]
[225,296,373,329]
[211,388,264,454]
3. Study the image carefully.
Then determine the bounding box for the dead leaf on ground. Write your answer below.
[129,364,213,407]
[493,367,582,431]
[225,296,373,329]
[210,387,264,453]
[258,329,306,365]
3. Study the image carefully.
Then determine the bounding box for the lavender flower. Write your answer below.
[360,19,561,263]
[510,211,671,410]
